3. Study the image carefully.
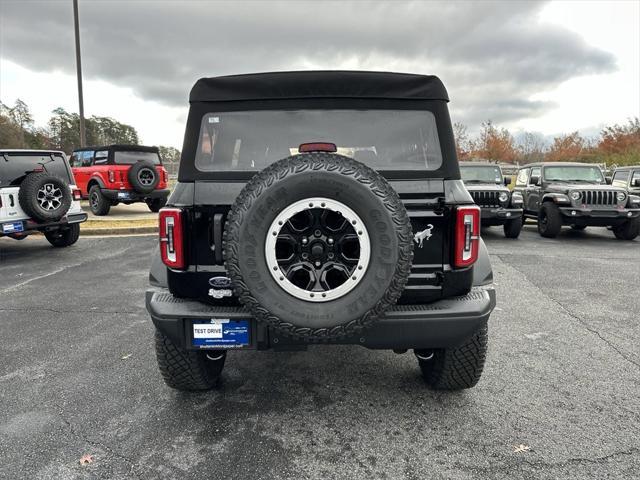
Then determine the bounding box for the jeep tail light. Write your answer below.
[162,169,168,183]
[108,171,115,183]
[454,205,480,268]
[159,208,185,269]
[72,189,82,200]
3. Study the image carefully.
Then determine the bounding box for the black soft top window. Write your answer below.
[460,165,503,184]
[194,109,443,173]
[113,151,161,165]
[0,153,72,187]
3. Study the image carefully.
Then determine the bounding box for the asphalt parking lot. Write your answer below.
[1,225,638,480]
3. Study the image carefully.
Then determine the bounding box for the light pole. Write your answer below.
[73,0,86,147]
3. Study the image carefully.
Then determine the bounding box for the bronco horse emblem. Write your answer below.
[413,224,434,248]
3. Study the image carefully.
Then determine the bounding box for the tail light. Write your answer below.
[72,189,82,200]
[159,208,185,269]
[108,171,115,183]
[162,169,168,183]
[454,205,480,268]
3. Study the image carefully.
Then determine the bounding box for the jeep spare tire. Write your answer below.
[128,160,159,194]
[18,172,72,223]
[224,153,413,340]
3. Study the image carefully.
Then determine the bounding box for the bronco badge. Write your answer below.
[413,224,434,248]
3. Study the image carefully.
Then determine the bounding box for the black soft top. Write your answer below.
[190,71,449,103]
[73,144,158,153]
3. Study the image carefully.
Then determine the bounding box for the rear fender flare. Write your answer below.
[472,238,493,286]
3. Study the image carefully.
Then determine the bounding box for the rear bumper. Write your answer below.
[480,207,522,225]
[1,212,87,236]
[558,207,640,225]
[100,188,170,202]
[145,286,496,351]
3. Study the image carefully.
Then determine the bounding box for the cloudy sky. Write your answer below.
[0,0,638,149]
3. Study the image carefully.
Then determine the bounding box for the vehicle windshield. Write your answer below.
[544,166,605,183]
[0,153,72,187]
[113,151,161,165]
[195,110,443,172]
[460,165,502,184]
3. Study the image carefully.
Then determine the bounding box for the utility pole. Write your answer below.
[73,0,86,147]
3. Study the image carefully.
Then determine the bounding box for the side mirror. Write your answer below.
[605,176,612,185]
[503,176,512,186]
[530,175,540,186]
[633,179,640,187]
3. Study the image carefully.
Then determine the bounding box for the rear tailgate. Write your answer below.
[171,178,451,304]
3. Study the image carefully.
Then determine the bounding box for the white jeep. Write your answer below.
[0,149,87,247]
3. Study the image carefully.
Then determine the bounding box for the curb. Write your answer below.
[80,225,158,236]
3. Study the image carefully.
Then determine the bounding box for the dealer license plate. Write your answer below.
[2,222,24,234]
[192,319,250,348]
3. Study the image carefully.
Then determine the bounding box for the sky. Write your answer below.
[0,0,638,149]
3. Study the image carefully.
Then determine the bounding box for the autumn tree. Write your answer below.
[545,131,589,162]
[470,120,517,163]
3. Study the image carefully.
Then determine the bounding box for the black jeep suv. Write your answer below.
[514,162,640,239]
[460,162,523,238]
[145,71,496,391]
[0,149,87,247]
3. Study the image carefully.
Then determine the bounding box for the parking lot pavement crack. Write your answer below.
[496,254,640,371]
[53,405,146,479]
[522,447,639,468]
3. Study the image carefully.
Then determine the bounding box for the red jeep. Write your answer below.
[70,145,170,215]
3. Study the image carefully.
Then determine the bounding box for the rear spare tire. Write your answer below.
[128,160,159,194]
[18,173,72,222]
[224,153,413,340]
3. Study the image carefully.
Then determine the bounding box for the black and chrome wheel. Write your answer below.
[18,173,72,222]
[265,197,370,302]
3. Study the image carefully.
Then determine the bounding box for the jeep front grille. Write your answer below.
[470,191,500,207]
[579,190,618,206]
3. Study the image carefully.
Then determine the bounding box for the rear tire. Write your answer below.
[44,224,80,247]
[154,330,226,391]
[146,197,167,213]
[503,217,522,238]
[416,324,488,390]
[612,219,639,240]
[89,185,111,216]
[538,202,562,238]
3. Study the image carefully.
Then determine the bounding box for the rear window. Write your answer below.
[195,110,443,172]
[0,153,72,187]
[460,165,503,184]
[114,151,161,165]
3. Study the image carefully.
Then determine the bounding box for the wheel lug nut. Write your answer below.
[314,229,322,237]
[302,253,309,260]
[328,237,334,245]
[315,261,321,267]
[328,253,334,259]
[302,237,308,245]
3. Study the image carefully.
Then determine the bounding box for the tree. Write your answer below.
[158,146,181,176]
[453,122,471,160]
[47,108,139,152]
[470,120,517,163]
[517,131,546,164]
[546,131,587,162]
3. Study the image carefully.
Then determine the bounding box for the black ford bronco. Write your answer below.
[514,162,640,239]
[145,71,496,391]
[460,162,523,238]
